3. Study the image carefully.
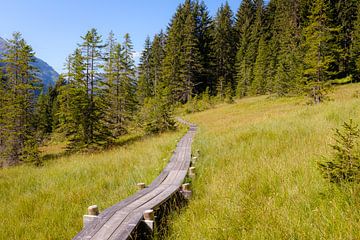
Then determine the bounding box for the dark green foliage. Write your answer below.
[35,90,53,138]
[137,36,153,104]
[212,3,236,99]
[57,29,112,151]
[318,120,360,183]
[103,33,137,138]
[138,94,175,134]
[182,88,213,114]
[302,0,338,104]
[330,0,358,79]
[0,32,41,166]
[235,0,257,97]
[351,3,360,80]
[252,36,268,94]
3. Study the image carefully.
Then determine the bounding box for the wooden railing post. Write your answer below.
[180,183,192,199]
[83,205,100,228]
[137,182,146,190]
[143,209,155,231]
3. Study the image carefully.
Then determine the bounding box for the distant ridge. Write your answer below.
[0,36,59,87]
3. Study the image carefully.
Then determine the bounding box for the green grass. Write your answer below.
[0,129,185,240]
[167,84,360,239]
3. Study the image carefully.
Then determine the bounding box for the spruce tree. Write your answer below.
[0,32,40,165]
[351,2,360,80]
[137,36,153,104]
[252,36,269,94]
[212,2,236,100]
[162,3,187,103]
[179,11,203,102]
[330,0,358,79]
[149,31,166,96]
[194,1,215,94]
[271,0,303,96]
[79,28,108,147]
[302,0,338,104]
[236,0,263,97]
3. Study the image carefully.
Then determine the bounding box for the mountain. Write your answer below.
[0,36,58,87]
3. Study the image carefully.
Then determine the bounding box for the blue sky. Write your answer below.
[0,0,241,73]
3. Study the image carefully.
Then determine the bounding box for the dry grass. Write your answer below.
[0,129,185,240]
[167,84,360,239]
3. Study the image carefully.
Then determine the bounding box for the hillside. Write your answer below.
[166,84,360,239]
[0,36,58,87]
[1,84,360,239]
[0,129,185,239]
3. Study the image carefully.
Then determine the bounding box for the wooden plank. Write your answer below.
[73,119,197,240]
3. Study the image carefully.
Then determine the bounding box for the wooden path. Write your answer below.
[73,119,197,240]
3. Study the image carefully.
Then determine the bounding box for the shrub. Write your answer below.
[318,119,360,183]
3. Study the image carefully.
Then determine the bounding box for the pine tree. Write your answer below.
[79,28,108,147]
[0,32,40,165]
[252,36,269,94]
[194,1,215,94]
[302,0,338,103]
[235,0,262,97]
[212,2,236,100]
[162,3,188,103]
[271,0,303,96]
[137,36,153,104]
[58,49,89,149]
[179,11,203,102]
[122,33,137,114]
[330,0,358,79]
[35,90,53,138]
[351,2,360,80]
[149,31,166,96]
[234,0,255,47]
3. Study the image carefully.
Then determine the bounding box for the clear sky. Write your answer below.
[0,0,241,73]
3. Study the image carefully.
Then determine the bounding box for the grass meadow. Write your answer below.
[0,129,184,239]
[166,84,360,239]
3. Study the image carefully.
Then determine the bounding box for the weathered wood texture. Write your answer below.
[73,120,197,240]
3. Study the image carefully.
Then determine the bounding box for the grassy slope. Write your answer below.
[0,130,184,240]
[167,84,360,239]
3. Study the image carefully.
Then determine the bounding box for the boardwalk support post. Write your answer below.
[137,182,146,190]
[180,183,192,199]
[188,167,196,178]
[192,156,197,164]
[143,209,155,231]
[83,205,100,228]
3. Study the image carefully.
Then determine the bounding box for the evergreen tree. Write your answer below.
[58,49,89,149]
[137,36,153,104]
[252,36,269,94]
[0,32,40,165]
[235,0,262,97]
[212,2,236,100]
[351,2,360,80]
[271,0,303,96]
[79,28,108,146]
[122,33,137,114]
[179,10,203,102]
[149,31,166,96]
[162,3,188,103]
[330,0,358,79]
[302,0,338,103]
[194,1,215,94]
[35,90,53,138]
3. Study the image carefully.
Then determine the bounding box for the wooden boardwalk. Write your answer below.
[73,120,197,240]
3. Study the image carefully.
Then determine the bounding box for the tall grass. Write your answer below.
[0,130,184,240]
[167,84,360,239]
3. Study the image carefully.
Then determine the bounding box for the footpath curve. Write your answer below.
[73,119,197,240]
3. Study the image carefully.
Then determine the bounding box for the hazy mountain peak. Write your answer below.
[0,36,58,87]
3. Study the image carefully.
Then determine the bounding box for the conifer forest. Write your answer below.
[3,0,360,239]
[0,0,360,166]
